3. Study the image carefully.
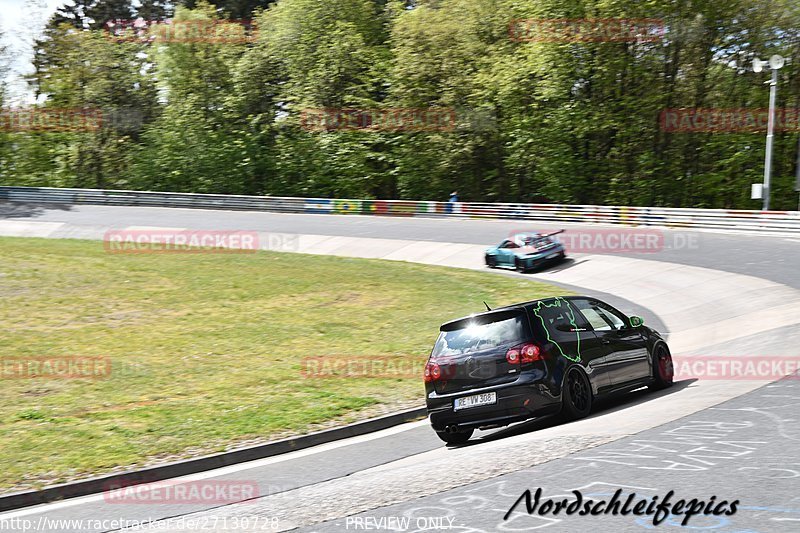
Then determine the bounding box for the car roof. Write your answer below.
[439,296,584,329]
[494,295,581,311]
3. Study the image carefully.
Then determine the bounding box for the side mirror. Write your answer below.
[629,315,644,328]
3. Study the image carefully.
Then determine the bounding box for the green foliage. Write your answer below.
[178,0,274,19]
[4,0,800,208]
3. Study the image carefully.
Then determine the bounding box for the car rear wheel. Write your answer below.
[649,344,674,390]
[561,368,592,420]
[485,254,496,268]
[435,428,474,445]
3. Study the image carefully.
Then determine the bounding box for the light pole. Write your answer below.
[753,55,785,211]
[796,135,800,211]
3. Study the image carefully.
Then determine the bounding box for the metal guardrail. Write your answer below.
[2,186,800,234]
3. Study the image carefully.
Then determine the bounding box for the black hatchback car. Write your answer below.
[424,296,674,444]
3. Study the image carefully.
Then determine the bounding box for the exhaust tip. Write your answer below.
[445,424,459,434]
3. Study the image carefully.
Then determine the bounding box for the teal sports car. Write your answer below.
[484,231,567,272]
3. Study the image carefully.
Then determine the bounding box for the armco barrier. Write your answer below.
[1,186,799,234]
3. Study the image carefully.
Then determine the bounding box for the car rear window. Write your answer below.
[433,311,528,356]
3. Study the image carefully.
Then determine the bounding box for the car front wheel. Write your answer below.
[485,254,496,268]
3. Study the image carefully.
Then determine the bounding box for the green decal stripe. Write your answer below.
[532,297,581,363]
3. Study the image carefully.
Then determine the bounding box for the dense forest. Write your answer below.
[1,0,800,208]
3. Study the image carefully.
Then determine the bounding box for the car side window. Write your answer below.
[500,240,518,249]
[572,299,625,331]
[579,307,613,331]
[595,301,628,329]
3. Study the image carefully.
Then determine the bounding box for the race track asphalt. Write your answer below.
[0,202,798,533]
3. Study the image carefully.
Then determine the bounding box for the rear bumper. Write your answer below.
[426,376,561,431]
[518,247,566,269]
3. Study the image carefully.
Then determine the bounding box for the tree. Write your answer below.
[178,0,276,19]
[45,0,133,30]
[232,0,392,197]
[131,3,254,193]
[5,0,800,208]
[136,0,173,20]
[0,28,10,185]
[21,4,159,188]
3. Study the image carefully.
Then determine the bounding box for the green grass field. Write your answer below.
[0,236,569,492]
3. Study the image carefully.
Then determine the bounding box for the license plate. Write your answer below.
[546,251,560,259]
[454,392,497,411]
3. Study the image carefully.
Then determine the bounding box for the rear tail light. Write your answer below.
[506,347,520,364]
[424,361,442,382]
[507,343,542,364]
[520,343,541,363]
